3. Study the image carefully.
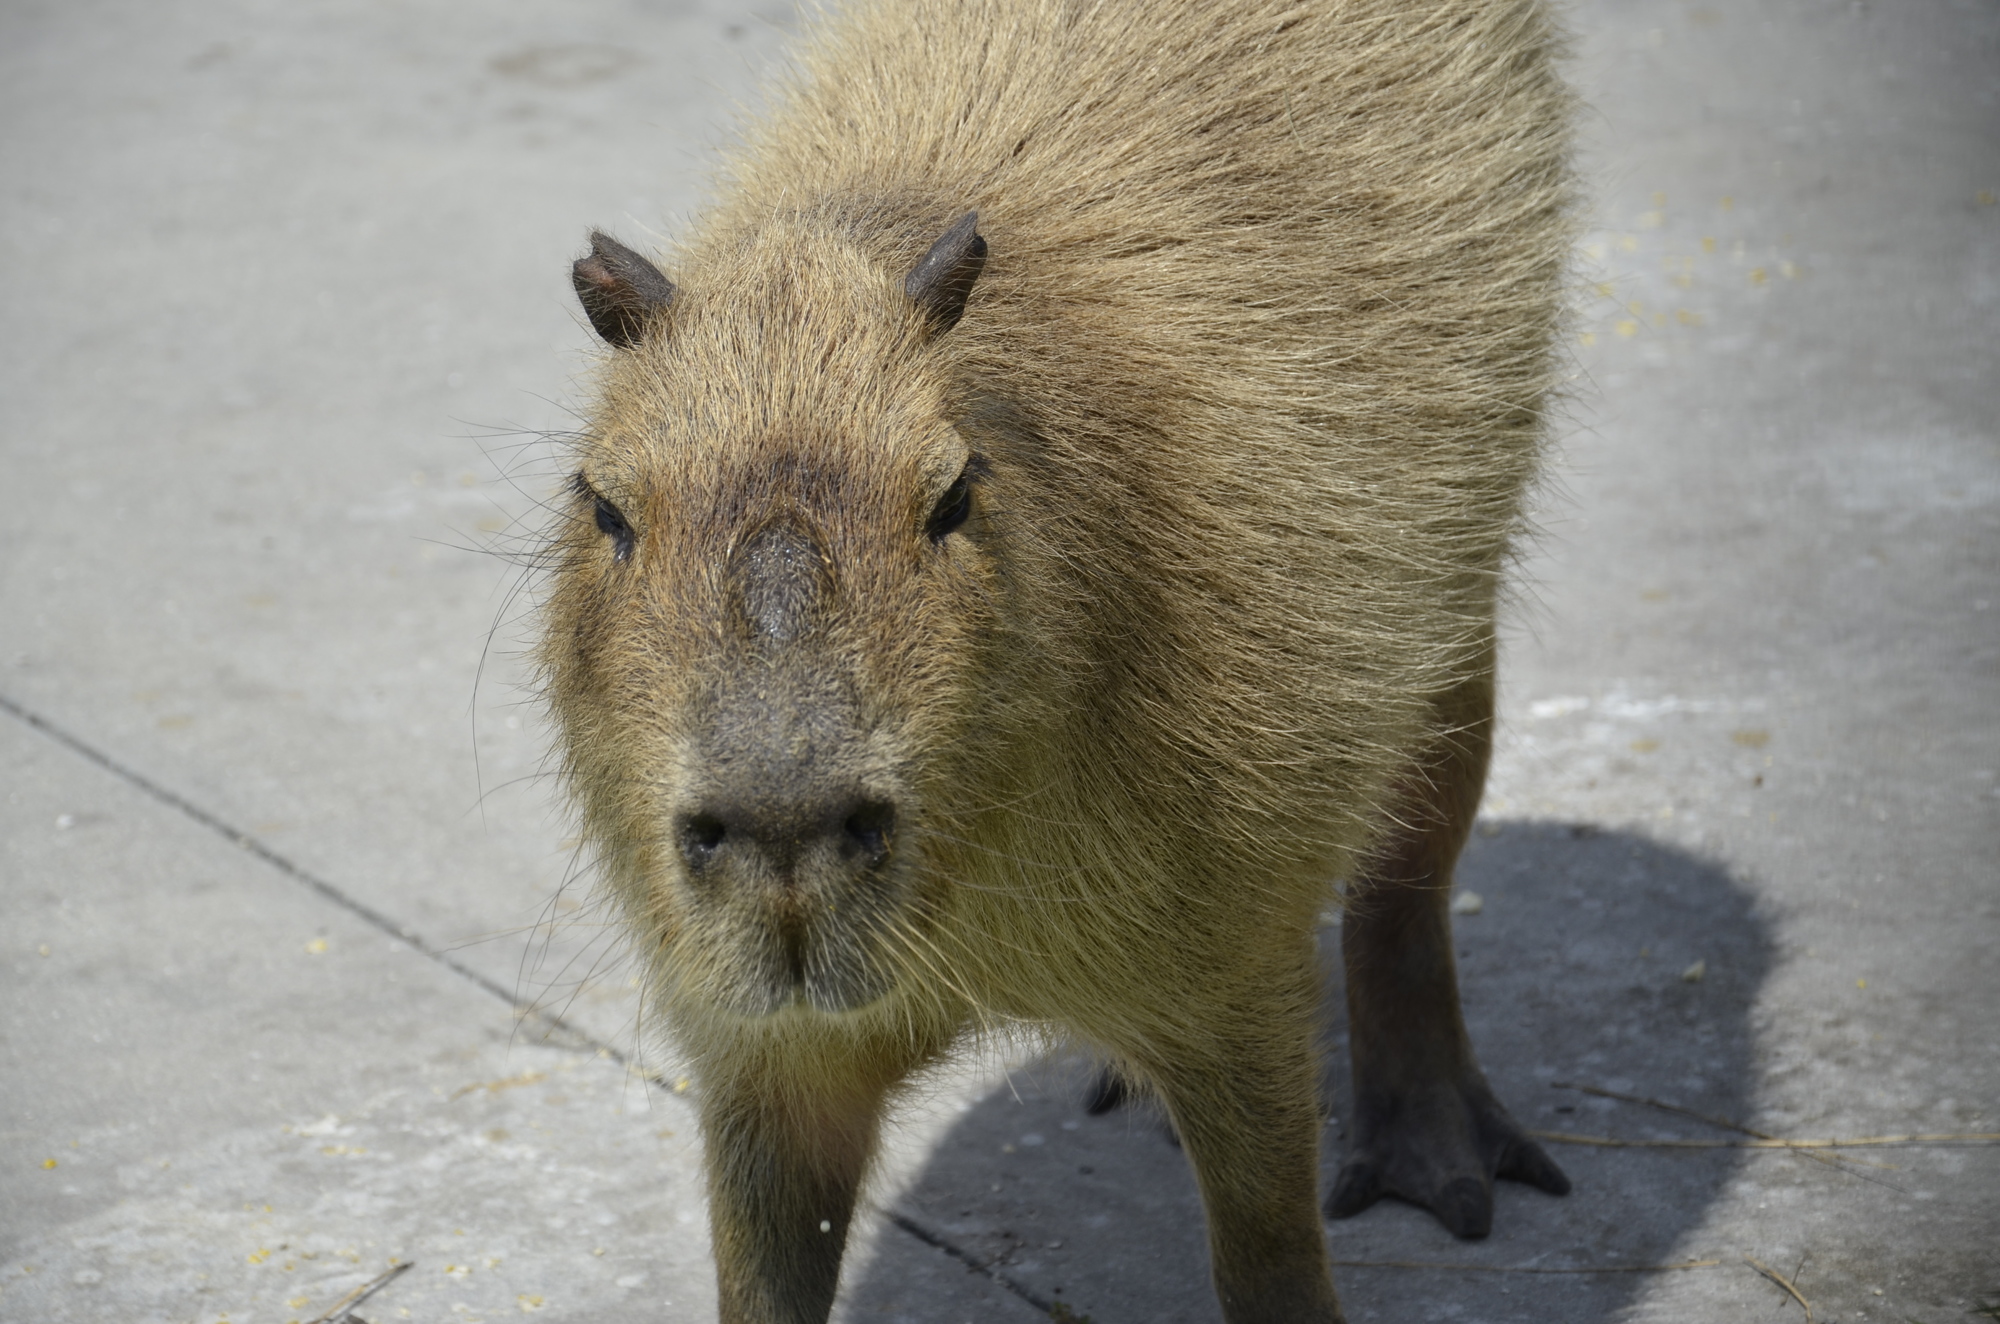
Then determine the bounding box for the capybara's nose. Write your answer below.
[677,795,895,877]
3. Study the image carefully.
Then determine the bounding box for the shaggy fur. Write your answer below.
[538,1,1573,1319]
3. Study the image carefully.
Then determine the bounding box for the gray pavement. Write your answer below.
[1,1,1994,1322]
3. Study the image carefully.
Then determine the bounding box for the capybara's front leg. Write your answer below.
[1148,997,1346,1324]
[700,1070,887,1324]
[1326,651,1570,1239]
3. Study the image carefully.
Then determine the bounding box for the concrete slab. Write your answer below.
[0,692,719,1322]
[1,0,1994,1322]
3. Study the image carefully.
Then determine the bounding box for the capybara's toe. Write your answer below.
[1499,1135,1573,1197]
[1323,1159,1386,1221]
[1433,1176,1494,1240]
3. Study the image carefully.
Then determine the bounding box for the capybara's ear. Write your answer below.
[572,231,675,348]
[903,211,986,335]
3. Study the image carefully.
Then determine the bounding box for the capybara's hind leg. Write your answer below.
[1325,647,1570,1239]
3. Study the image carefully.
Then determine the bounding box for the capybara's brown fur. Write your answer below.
[539,0,1575,1318]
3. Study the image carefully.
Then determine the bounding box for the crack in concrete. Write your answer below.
[0,689,604,1056]
[883,1210,1057,1314]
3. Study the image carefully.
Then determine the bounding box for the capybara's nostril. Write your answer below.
[679,811,729,869]
[840,800,896,868]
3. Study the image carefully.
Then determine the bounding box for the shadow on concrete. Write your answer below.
[851,822,1776,1323]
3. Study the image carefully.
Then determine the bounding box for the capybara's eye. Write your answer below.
[928,466,973,541]
[590,491,635,563]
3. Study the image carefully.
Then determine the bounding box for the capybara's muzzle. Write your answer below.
[672,677,907,1014]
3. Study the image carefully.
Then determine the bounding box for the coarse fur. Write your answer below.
[537,0,1575,1319]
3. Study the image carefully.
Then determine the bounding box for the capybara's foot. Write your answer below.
[1083,1065,1127,1115]
[1324,1076,1569,1239]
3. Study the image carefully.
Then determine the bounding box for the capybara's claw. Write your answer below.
[1498,1133,1573,1197]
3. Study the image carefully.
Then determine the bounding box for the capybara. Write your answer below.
[539,0,1575,1318]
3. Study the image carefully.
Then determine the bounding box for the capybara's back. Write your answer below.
[541,2,1573,1319]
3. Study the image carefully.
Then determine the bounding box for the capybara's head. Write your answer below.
[541,214,1019,1021]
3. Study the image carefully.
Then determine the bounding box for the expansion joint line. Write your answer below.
[0,690,992,1297]
[0,690,607,1060]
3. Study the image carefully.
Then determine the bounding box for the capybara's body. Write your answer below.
[540,1,1574,1319]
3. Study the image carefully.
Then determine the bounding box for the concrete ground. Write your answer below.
[1,1,1994,1322]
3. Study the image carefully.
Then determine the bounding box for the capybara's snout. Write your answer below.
[663,673,913,1016]
[674,788,897,881]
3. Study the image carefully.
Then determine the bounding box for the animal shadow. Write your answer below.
[850,822,1774,1323]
